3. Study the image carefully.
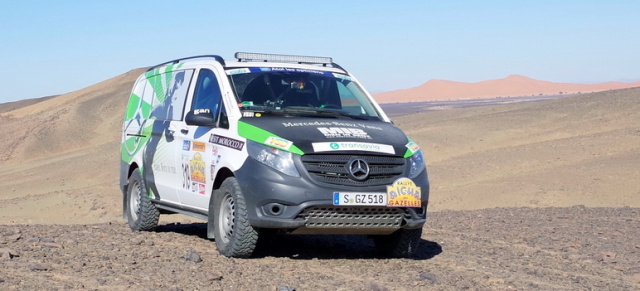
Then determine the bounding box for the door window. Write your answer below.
[191,69,227,128]
[148,69,194,120]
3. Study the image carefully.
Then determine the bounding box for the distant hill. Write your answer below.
[0,95,57,114]
[373,74,640,103]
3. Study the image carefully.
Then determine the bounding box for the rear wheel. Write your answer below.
[373,228,422,258]
[126,169,159,231]
[212,177,259,257]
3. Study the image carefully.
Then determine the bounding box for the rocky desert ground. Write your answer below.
[0,69,639,290]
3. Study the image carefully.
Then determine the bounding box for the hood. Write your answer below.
[238,116,414,157]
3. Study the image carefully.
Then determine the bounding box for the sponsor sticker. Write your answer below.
[181,154,191,190]
[210,164,216,180]
[386,178,422,208]
[189,153,206,183]
[183,140,191,151]
[190,182,206,194]
[194,108,211,115]
[226,68,251,75]
[317,127,371,139]
[282,121,382,130]
[265,136,293,150]
[406,141,420,154]
[192,141,206,152]
[312,142,395,155]
[209,134,245,151]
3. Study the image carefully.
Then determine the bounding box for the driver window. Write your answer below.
[192,69,223,123]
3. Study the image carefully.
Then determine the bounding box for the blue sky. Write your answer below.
[1,1,639,103]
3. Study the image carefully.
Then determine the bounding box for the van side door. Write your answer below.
[142,69,195,205]
[175,67,230,211]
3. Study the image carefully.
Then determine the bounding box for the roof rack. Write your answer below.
[234,52,347,72]
[147,55,226,72]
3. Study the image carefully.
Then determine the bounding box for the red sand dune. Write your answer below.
[373,74,640,103]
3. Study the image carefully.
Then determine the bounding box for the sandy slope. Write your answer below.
[395,87,640,210]
[0,70,638,224]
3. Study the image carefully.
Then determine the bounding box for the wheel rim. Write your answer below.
[129,179,141,221]
[219,193,235,244]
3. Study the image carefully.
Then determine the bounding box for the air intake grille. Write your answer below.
[301,154,405,186]
[299,206,404,229]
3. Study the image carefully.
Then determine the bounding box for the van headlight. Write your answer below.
[407,150,425,178]
[247,140,300,177]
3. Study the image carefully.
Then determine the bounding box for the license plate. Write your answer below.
[333,192,387,206]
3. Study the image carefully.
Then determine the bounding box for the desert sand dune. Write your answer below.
[374,74,640,103]
[0,70,638,224]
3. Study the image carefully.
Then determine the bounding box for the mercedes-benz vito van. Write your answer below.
[120,52,429,258]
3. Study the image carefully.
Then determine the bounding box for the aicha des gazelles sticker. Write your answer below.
[387,178,422,207]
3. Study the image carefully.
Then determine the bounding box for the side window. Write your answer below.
[191,69,223,122]
[125,79,147,120]
[142,80,155,118]
[149,69,194,120]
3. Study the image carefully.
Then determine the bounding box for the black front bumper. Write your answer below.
[234,157,430,234]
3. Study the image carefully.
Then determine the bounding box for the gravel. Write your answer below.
[1,206,638,290]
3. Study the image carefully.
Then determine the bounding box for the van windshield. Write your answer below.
[226,67,381,119]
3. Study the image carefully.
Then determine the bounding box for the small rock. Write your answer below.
[96,278,107,285]
[0,248,19,257]
[419,272,438,283]
[364,281,388,291]
[185,249,202,263]
[29,263,50,271]
[277,285,296,291]
[208,273,223,281]
[146,240,155,246]
[623,266,640,275]
[41,238,55,243]
[1,252,11,261]
[38,242,64,249]
[0,277,4,283]
[6,234,21,242]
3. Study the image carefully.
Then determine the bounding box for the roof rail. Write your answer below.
[146,55,226,72]
[234,52,347,72]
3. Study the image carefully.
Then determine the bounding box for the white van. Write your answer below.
[120,52,429,258]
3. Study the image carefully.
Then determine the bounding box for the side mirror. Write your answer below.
[185,109,216,126]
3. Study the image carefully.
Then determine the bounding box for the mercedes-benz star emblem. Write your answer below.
[348,159,370,181]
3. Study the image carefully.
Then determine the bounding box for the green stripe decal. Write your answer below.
[238,121,304,155]
[403,149,412,158]
[125,94,141,120]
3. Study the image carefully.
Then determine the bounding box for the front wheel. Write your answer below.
[373,228,422,258]
[211,177,259,258]
[126,169,159,231]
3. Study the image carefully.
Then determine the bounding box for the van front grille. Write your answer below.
[301,154,405,186]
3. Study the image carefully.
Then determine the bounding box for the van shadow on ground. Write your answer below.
[154,222,442,260]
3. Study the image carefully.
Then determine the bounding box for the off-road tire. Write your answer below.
[126,169,160,231]
[212,177,259,258]
[373,228,422,258]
